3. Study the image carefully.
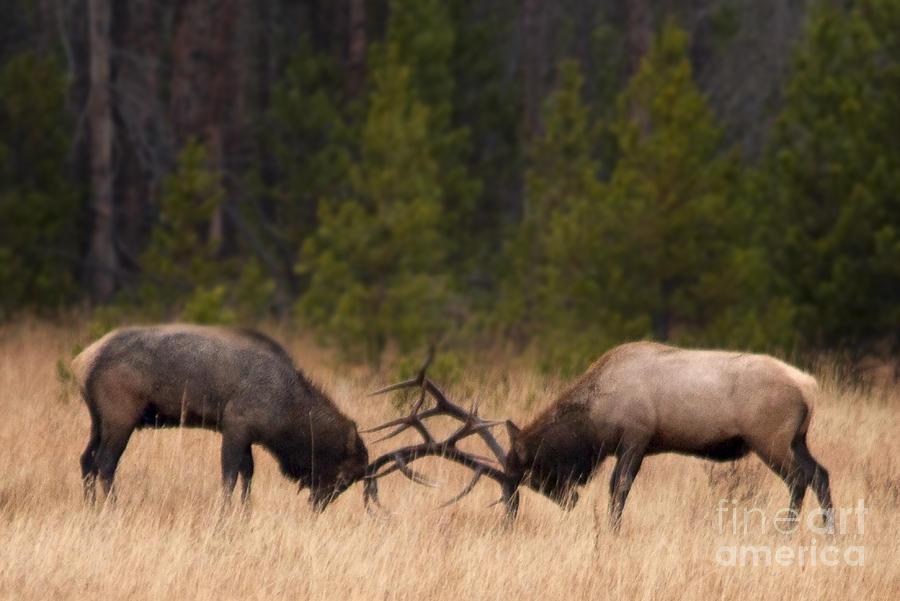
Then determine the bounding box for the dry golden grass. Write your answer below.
[0,319,897,601]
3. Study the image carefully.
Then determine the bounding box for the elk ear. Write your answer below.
[506,420,521,441]
[506,420,527,465]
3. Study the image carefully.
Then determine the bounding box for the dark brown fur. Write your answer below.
[73,325,368,510]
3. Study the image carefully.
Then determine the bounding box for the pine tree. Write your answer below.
[266,40,352,254]
[519,20,763,371]
[0,51,79,315]
[296,44,449,362]
[447,1,521,270]
[137,139,274,323]
[377,0,480,272]
[140,141,224,285]
[766,0,900,351]
[500,59,601,340]
[603,19,744,344]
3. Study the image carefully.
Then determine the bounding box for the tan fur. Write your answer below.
[553,342,817,452]
[506,342,833,528]
[71,330,115,389]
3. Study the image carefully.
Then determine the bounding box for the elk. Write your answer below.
[72,324,378,511]
[367,343,834,531]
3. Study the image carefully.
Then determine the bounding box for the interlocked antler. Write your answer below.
[364,350,509,507]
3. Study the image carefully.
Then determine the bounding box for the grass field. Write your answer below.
[0,319,897,600]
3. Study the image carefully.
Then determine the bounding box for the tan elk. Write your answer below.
[366,342,834,531]
[73,324,379,511]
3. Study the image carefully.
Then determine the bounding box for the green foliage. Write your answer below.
[9,0,900,366]
[766,0,900,350]
[500,59,602,336]
[446,1,521,267]
[296,45,451,363]
[598,20,754,347]
[504,21,780,373]
[374,0,481,270]
[233,257,278,321]
[181,285,235,325]
[138,139,226,316]
[266,40,353,247]
[0,51,79,315]
[88,304,131,340]
[136,140,274,323]
[379,0,455,126]
[55,356,77,404]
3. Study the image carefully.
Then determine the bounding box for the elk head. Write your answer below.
[306,425,373,512]
[504,420,582,511]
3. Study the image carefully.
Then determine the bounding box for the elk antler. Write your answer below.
[364,350,510,507]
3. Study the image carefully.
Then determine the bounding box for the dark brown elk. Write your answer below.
[72,324,378,511]
[367,343,834,531]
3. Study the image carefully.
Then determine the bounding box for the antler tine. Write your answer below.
[438,467,485,508]
[422,378,507,464]
[368,377,420,397]
[387,452,439,487]
[369,347,435,397]
[371,423,417,444]
[417,346,435,381]
[372,416,434,444]
[447,416,503,445]
[410,386,428,415]
[364,388,432,442]
[361,415,411,434]
[363,477,395,520]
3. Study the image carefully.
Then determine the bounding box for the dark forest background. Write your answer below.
[2,0,899,370]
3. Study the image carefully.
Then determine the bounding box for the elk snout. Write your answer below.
[502,478,520,519]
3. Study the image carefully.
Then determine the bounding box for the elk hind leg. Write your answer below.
[791,432,833,531]
[80,417,101,504]
[95,424,134,502]
[749,430,813,531]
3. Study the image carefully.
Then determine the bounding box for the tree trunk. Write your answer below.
[345,0,367,99]
[521,0,544,138]
[626,0,653,137]
[626,0,653,77]
[652,278,673,342]
[86,0,117,302]
[114,0,163,274]
[170,0,238,247]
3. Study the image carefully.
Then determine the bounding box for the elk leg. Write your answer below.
[763,446,810,517]
[80,419,101,504]
[751,441,804,523]
[220,430,252,506]
[608,442,647,531]
[239,448,254,504]
[95,425,134,501]
[787,468,810,516]
[751,428,833,532]
[791,433,833,531]
[503,488,520,522]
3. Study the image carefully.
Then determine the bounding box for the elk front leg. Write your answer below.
[239,448,255,504]
[220,429,252,507]
[608,441,647,531]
